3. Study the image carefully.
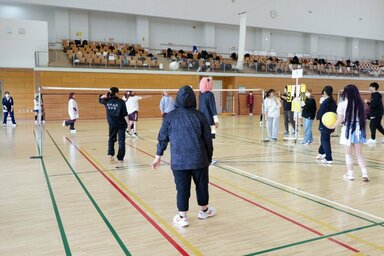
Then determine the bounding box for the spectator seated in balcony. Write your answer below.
[231,52,238,61]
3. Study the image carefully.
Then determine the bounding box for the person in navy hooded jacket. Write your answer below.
[151,85,216,227]
[316,85,337,164]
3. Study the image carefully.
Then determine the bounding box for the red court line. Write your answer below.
[127,143,360,253]
[65,137,190,256]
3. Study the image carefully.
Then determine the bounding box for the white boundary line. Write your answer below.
[219,163,384,222]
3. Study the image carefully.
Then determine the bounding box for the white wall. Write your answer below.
[0,1,384,61]
[0,18,48,68]
[359,39,377,60]
[149,17,202,50]
[89,11,136,43]
[270,30,308,56]
[1,0,384,41]
[0,4,55,42]
[317,36,347,60]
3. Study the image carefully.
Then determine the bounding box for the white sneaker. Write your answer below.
[343,173,354,181]
[211,160,217,165]
[366,139,376,144]
[321,159,333,164]
[173,215,189,227]
[362,175,370,182]
[70,130,76,134]
[2,124,5,128]
[62,120,66,127]
[198,207,216,219]
[315,154,326,159]
[12,124,16,128]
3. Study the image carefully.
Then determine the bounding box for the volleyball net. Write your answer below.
[38,86,265,118]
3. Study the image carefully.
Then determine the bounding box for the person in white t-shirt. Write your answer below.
[125,91,143,137]
[264,89,281,142]
[329,84,369,182]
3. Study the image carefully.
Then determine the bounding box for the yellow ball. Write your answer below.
[321,112,337,129]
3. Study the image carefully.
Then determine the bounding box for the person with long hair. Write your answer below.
[198,77,219,164]
[264,89,281,142]
[62,92,79,133]
[300,89,317,144]
[316,86,337,164]
[329,85,369,181]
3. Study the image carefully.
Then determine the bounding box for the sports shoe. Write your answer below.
[343,173,354,181]
[362,175,370,182]
[211,160,217,165]
[70,129,76,134]
[62,120,66,127]
[259,121,263,127]
[107,155,114,161]
[315,154,326,159]
[12,124,16,128]
[198,207,217,219]
[321,159,333,164]
[365,139,376,144]
[173,215,189,227]
[283,132,289,136]
[299,141,307,144]
[2,123,6,128]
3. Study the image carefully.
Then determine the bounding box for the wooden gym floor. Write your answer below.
[1,116,383,256]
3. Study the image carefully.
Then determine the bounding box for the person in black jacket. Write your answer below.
[151,85,216,227]
[99,87,128,162]
[364,82,384,144]
[316,86,337,164]
[2,91,16,127]
[280,86,296,136]
[300,89,317,144]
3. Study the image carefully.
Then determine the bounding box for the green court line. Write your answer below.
[244,221,384,255]
[33,130,72,256]
[46,130,132,256]
[217,164,383,227]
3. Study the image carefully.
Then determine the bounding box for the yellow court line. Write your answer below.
[210,175,384,252]
[81,148,203,256]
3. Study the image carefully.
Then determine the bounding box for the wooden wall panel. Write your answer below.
[0,68,35,120]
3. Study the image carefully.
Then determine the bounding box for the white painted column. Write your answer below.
[136,16,149,49]
[54,9,69,42]
[261,29,271,53]
[309,34,318,56]
[351,38,359,59]
[376,41,384,60]
[236,12,247,70]
[202,23,215,50]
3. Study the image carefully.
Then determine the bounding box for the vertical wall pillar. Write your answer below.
[236,12,247,70]
[136,16,149,49]
[309,34,318,56]
[261,29,271,53]
[351,38,359,59]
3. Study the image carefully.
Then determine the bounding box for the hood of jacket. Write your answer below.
[175,85,196,109]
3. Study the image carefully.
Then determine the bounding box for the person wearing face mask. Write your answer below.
[2,91,16,127]
[300,89,317,144]
[316,86,337,164]
[280,86,296,136]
